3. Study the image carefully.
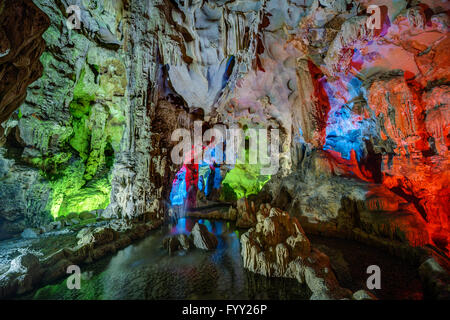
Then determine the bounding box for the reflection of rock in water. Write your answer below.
[245,271,312,300]
[314,244,353,289]
[143,259,220,299]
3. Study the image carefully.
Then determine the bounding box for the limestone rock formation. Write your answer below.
[0,0,49,141]
[163,233,192,255]
[0,148,52,240]
[21,228,39,239]
[241,206,352,300]
[0,0,448,300]
[0,0,128,238]
[77,226,118,247]
[163,236,181,256]
[0,0,446,261]
[283,0,450,254]
[257,149,438,255]
[187,207,237,221]
[0,253,43,297]
[190,222,218,251]
[236,198,257,228]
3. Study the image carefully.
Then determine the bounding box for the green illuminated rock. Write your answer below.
[0,0,127,229]
[221,150,271,201]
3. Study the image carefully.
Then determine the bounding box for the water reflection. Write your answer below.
[170,218,222,236]
[29,218,310,300]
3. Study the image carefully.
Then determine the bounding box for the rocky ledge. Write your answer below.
[0,218,162,299]
[185,198,258,228]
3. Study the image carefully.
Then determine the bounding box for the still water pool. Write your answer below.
[26,218,311,300]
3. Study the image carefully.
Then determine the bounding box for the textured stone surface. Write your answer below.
[0,0,448,299]
[0,219,162,299]
[241,206,352,300]
[21,228,39,239]
[0,0,49,139]
[0,149,52,240]
[190,222,218,250]
[282,0,450,253]
[151,0,449,258]
[0,0,446,249]
[0,253,42,297]
[77,226,118,247]
[163,233,192,255]
[236,198,257,228]
[0,0,128,237]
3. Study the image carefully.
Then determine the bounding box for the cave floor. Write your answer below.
[7,217,424,300]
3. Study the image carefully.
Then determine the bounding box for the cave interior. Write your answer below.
[0,0,449,300]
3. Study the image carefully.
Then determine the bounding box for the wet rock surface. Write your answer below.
[236,198,258,228]
[190,222,218,251]
[352,290,378,300]
[0,0,449,300]
[0,218,162,299]
[187,206,237,221]
[0,253,43,297]
[163,233,193,255]
[419,256,450,300]
[241,206,352,300]
[21,228,39,239]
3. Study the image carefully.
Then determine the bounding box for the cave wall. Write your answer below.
[0,0,448,253]
[0,0,49,141]
[0,0,50,238]
[0,0,127,238]
[131,0,449,253]
[108,0,269,219]
[250,0,450,252]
